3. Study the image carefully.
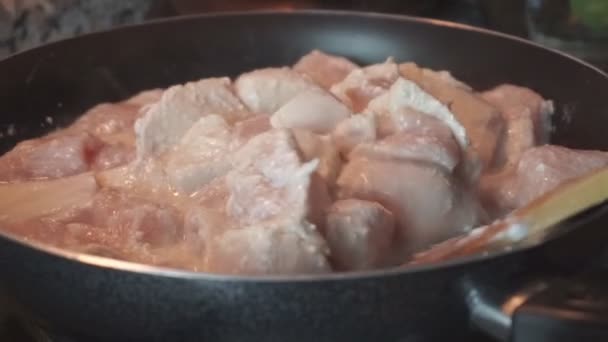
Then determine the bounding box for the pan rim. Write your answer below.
[1,9,608,282]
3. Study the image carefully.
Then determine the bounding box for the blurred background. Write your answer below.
[1,0,608,69]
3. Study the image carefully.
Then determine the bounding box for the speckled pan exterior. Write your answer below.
[1,11,608,342]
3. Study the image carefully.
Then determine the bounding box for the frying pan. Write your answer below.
[1,10,608,342]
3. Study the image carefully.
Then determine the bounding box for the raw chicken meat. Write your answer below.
[481,84,554,168]
[481,145,608,214]
[234,115,272,143]
[325,199,395,270]
[293,50,359,89]
[0,131,103,182]
[293,129,342,185]
[400,63,504,168]
[331,112,377,156]
[350,128,460,172]
[271,89,351,134]
[164,115,234,194]
[234,67,322,114]
[203,129,331,274]
[337,158,481,255]
[68,89,162,141]
[331,59,400,112]
[135,77,249,158]
[2,51,595,275]
[204,219,330,275]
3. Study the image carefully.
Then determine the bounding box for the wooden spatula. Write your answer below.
[410,167,608,265]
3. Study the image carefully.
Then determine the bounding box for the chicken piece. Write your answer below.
[293,129,342,186]
[204,219,331,275]
[234,67,322,114]
[350,128,460,172]
[163,115,234,194]
[325,199,395,270]
[330,59,400,112]
[366,77,480,181]
[337,158,481,255]
[293,50,359,89]
[225,129,319,224]
[86,189,183,248]
[271,89,351,134]
[92,143,135,171]
[234,115,272,143]
[135,77,248,158]
[68,89,162,143]
[481,84,554,168]
[69,102,140,140]
[481,145,608,214]
[0,131,103,182]
[202,129,331,275]
[400,63,504,168]
[481,84,553,143]
[331,112,377,156]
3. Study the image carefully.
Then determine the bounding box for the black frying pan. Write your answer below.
[1,10,608,342]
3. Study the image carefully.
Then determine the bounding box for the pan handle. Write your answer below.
[463,271,608,342]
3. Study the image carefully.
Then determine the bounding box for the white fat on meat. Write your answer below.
[164,115,234,194]
[135,77,248,158]
[234,67,322,114]
[330,59,400,112]
[331,112,377,156]
[202,129,331,275]
[350,128,460,173]
[481,145,608,214]
[293,49,359,89]
[337,158,481,255]
[271,89,351,134]
[325,199,395,270]
[481,84,554,169]
[400,63,504,169]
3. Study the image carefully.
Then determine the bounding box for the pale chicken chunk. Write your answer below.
[234,67,322,114]
[271,89,351,134]
[1,187,183,263]
[365,77,480,181]
[330,59,400,112]
[481,84,554,168]
[205,219,330,275]
[331,112,377,155]
[234,115,272,143]
[337,159,481,255]
[481,145,608,214]
[350,128,460,172]
[325,199,395,270]
[203,129,331,274]
[0,132,103,182]
[293,129,342,186]
[135,77,248,158]
[68,89,161,141]
[293,50,359,89]
[225,129,320,224]
[400,63,503,168]
[164,115,234,194]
